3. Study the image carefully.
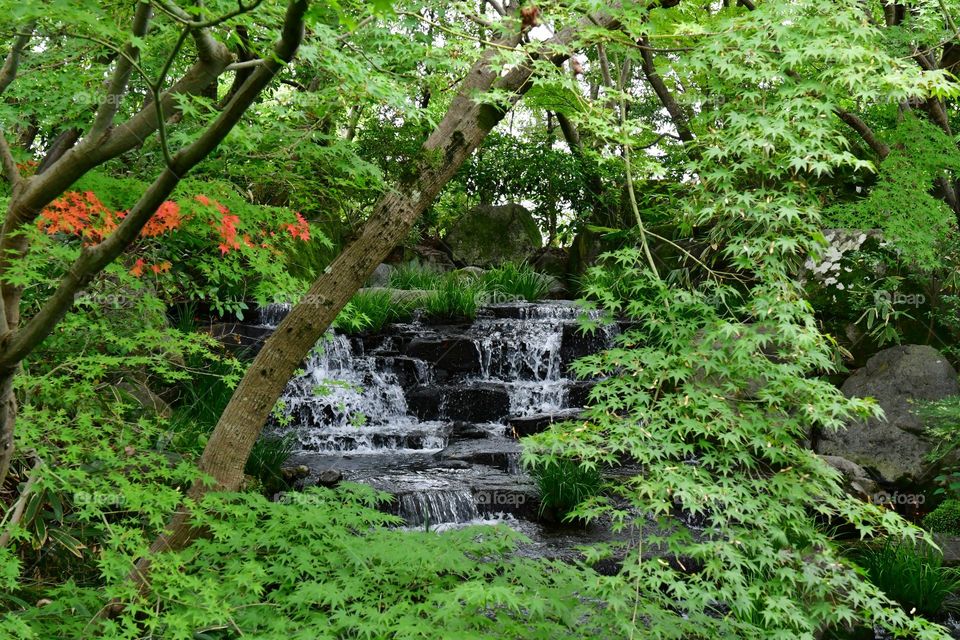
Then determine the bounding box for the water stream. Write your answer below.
[259,300,615,527]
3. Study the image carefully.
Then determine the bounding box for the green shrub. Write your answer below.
[389,261,445,290]
[924,500,960,535]
[333,289,415,333]
[482,262,552,302]
[850,540,960,617]
[528,457,603,521]
[3,485,625,638]
[422,276,481,321]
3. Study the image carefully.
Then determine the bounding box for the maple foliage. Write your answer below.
[38,190,312,276]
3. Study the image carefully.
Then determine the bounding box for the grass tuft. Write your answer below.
[850,540,960,617]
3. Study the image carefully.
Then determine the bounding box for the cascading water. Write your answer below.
[257,300,615,526]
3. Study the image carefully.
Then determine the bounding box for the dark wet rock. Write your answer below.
[935,534,960,567]
[818,344,960,486]
[820,455,878,500]
[447,421,495,442]
[405,385,443,420]
[114,375,172,418]
[409,244,456,271]
[436,439,521,473]
[280,464,310,483]
[430,459,473,470]
[560,323,609,370]
[567,380,596,407]
[378,356,429,388]
[316,469,343,487]
[444,383,510,422]
[405,336,480,374]
[209,322,273,354]
[509,409,583,438]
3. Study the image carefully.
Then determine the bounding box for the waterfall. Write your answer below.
[266,300,616,525]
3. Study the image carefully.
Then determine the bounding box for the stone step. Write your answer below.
[508,408,584,438]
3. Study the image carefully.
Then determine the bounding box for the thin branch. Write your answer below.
[89,3,153,138]
[151,0,264,31]
[485,0,507,16]
[618,54,658,278]
[638,35,694,144]
[834,110,889,158]
[226,58,265,71]
[0,20,35,98]
[150,0,249,61]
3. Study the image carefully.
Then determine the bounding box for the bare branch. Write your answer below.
[152,0,264,31]
[834,110,889,158]
[0,20,35,98]
[225,58,265,71]
[485,0,507,16]
[638,35,694,144]
[89,3,153,139]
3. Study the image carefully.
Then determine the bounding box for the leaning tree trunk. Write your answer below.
[135,11,621,586]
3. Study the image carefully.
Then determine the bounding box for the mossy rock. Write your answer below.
[445,203,542,267]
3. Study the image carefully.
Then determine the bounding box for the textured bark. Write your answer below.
[137,10,621,580]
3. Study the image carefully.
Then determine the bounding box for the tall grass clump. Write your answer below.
[389,262,445,290]
[334,289,415,333]
[482,262,552,302]
[422,276,481,321]
[528,457,603,522]
[850,540,960,617]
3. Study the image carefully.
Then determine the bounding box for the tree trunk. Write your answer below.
[136,11,620,584]
[0,369,16,486]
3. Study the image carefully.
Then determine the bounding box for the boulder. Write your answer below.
[435,439,521,472]
[819,455,878,500]
[446,421,496,442]
[818,345,960,485]
[366,263,394,287]
[445,203,542,267]
[316,469,343,488]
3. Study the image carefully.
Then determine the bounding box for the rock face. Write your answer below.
[445,203,542,267]
[818,345,960,485]
[366,263,394,287]
[820,455,878,500]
